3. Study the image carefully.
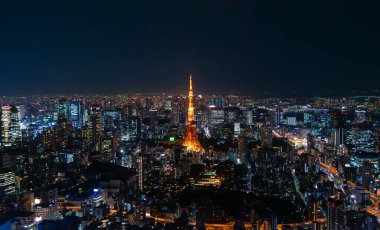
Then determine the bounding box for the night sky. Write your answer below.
[0,1,379,96]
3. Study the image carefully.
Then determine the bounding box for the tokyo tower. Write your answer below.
[183,73,204,152]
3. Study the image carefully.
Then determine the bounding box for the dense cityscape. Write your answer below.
[0,73,378,229]
[1,1,380,230]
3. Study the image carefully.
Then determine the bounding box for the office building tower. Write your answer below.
[331,110,346,128]
[331,110,346,149]
[270,213,277,230]
[57,114,69,146]
[327,196,343,230]
[0,169,16,195]
[122,103,133,122]
[209,97,225,108]
[33,203,58,220]
[276,106,281,125]
[164,99,172,111]
[287,116,297,126]
[1,105,21,146]
[136,154,148,192]
[346,128,376,152]
[129,116,142,140]
[57,99,68,118]
[68,100,82,128]
[362,161,374,189]
[149,109,158,128]
[260,126,273,148]
[333,128,345,148]
[344,165,357,182]
[103,110,121,130]
[355,110,366,124]
[89,106,102,146]
[82,108,89,127]
[209,109,225,126]
[245,110,253,125]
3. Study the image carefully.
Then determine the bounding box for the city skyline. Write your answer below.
[1,1,380,96]
[0,71,380,229]
[1,2,380,229]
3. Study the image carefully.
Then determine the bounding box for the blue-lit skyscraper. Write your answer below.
[68,100,82,128]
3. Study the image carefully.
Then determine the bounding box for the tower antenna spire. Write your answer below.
[189,73,193,91]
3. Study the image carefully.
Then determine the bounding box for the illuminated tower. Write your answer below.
[183,73,203,152]
[1,105,21,147]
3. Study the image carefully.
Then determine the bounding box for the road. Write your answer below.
[151,163,379,229]
[320,162,379,216]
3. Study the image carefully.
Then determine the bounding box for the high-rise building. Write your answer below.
[362,161,374,189]
[307,199,319,221]
[270,213,277,230]
[312,221,322,230]
[234,122,241,138]
[287,116,297,126]
[57,114,69,146]
[68,100,82,128]
[1,105,21,146]
[344,165,357,182]
[129,116,142,140]
[327,196,343,230]
[331,110,346,149]
[136,155,143,192]
[33,203,58,220]
[355,110,366,124]
[57,99,68,118]
[149,109,158,128]
[209,109,224,126]
[331,110,346,128]
[346,128,376,152]
[209,97,225,108]
[260,126,273,149]
[270,106,281,127]
[245,110,253,125]
[183,73,203,152]
[164,99,172,111]
[333,128,345,148]
[275,106,281,125]
[89,106,102,146]
[103,110,121,130]
[0,168,16,195]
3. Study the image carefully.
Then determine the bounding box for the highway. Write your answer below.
[319,162,379,216]
[151,162,379,229]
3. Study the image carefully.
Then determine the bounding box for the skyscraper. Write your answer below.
[89,105,102,147]
[333,128,345,148]
[327,196,343,230]
[57,99,68,118]
[355,110,366,124]
[0,168,16,195]
[331,110,346,148]
[362,161,373,189]
[68,100,82,128]
[1,105,21,146]
[183,73,203,152]
[57,114,69,146]
[136,155,144,192]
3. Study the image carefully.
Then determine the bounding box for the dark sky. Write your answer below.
[1,1,379,96]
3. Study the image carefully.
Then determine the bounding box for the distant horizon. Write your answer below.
[0,90,379,99]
